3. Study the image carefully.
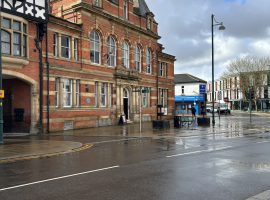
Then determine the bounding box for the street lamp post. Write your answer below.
[211,14,225,126]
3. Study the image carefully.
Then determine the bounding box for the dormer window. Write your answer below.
[147,17,152,30]
[93,0,101,7]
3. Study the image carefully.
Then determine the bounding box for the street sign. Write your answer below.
[199,85,206,94]
[218,91,222,100]
[0,90,4,99]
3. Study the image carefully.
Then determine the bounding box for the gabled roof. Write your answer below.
[133,0,152,17]
[174,74,207,84]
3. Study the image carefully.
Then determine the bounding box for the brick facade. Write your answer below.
[2,0,175,133]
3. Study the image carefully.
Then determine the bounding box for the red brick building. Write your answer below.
[2,0,175,133]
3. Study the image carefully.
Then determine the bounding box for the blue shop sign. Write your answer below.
[199,85,206,94]
[175,95,204,102]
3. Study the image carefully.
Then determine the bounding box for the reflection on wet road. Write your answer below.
[1,112,270,200]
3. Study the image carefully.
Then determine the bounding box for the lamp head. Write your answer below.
[219,23,226,31]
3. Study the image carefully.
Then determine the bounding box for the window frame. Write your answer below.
[100,82,107,107]
[76,80,80,107]
[53,33,59,57]
[135,45,141,72]
[63,79,72,107]
[146,48,152,74]
[122,41,129,68]
[107,36,116,67]
[74,38,78,61]
[1,16,28,57]
[61,35,71,59]
[90,30,101,64]
[55,78,60,108]
[123,0,128,20]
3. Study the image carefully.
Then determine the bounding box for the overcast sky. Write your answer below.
[145,0,270,81]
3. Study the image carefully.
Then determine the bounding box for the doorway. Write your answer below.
[123,88,129,120]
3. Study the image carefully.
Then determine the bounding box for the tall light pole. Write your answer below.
[211,14,225,126]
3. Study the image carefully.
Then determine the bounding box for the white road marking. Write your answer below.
[0,165,119,192]
[166,146,232,158]
[256,141,270,144]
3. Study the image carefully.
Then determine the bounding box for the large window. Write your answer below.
[135,46,141,72]
[159,62,167,77]
[100,83,107,107]
[122,41,129,68]
[55,78,60,107]
[63,79,72,107]
[142,87,150,107]
[74,38,78,61]
[1,30,11,54]
[123,0,128,19]
[61,35,70,58]
[53,33,58,57]
[1,17,27,57]
[76,80,80,107]
[90,30,101,64]
[146,48,152,74]
[107,36,116,67]
[159,88,168,107]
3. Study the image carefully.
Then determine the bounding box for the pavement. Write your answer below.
[0,111,270,163]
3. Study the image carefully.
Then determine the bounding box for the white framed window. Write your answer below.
[110,83,113,106]
[53,33,58,57]
[159,88,168,107]
[100,83,107,107]
[76,80,80,107]
[146,48,152,74]
[124,0,128,20]
[55,78,60,107]
[1,30,11,54]
[63,79,72,107]
[142,87,150,107]
[95,81,98,107]
[1,17,27,57]
[107,36,116,67]
[135,45,141,72]
[74,38,78,61]
[159,62,167,77]
[61,35,71,58]
[90,30,101,64]
[122,41,129,68]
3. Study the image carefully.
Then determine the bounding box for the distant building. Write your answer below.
[174,74,207,115]
[207,71,270,111]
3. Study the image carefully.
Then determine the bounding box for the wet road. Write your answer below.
[1,113,270,200]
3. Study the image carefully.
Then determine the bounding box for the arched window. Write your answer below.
[135,45,141,72]
[146,48,152,74]
[90,30,101,64]
[1,30,11,54]
[122,41,129,68]
[107,36,116,67]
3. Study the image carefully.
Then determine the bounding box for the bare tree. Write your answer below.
[222,56,270,111]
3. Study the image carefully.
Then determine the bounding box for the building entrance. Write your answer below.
[3,78,31,133]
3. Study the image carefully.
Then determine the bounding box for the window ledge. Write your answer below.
[3,56,29,69]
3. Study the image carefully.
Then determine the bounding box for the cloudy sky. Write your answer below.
[145,0,270,81]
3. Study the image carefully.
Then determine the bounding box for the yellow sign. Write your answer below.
[0,90,4,98]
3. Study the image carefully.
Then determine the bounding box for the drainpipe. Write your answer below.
[35,24,44,134]
[156,51,159,120]
[46,22,49,133]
